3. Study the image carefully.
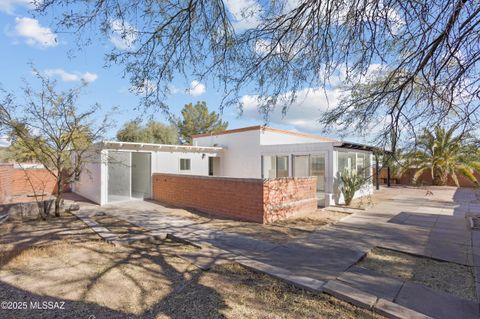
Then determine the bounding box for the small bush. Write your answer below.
[340,170,366,206]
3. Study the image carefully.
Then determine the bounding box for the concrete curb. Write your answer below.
[322,279,432,319]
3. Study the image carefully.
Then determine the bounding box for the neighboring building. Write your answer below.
[73,126,375,207]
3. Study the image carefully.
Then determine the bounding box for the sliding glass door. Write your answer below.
[292,154,326,206]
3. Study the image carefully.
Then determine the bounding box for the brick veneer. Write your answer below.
[152,173,317,224]
[0,164,58,204]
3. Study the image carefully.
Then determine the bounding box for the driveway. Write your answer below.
[75,186,480,318]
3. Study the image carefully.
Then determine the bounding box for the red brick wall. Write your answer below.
[377,167,480,187]
[0,164,13,203]
[263,177,317,223]
[152,174,317,224]
[0,164,58,204]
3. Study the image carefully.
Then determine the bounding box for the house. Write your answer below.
[73,126,375,207]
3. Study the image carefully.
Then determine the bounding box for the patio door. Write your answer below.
[292,154,326,206]
[107,151,131,203]
[310,155,326,206]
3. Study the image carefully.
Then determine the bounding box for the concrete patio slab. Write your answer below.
[323,280,378,309]
[337,266,404,301]
[395,282,480,319]
[424,241,472,266]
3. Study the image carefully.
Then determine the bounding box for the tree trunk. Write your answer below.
[432,169,448,186]
[54,176,63,217]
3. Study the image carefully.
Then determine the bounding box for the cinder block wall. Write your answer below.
[0,164,58,204]
[152,174,317,223]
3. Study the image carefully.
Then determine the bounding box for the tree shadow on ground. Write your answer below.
[0,216,228,319]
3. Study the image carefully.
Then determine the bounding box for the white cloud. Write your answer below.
[224,0,262,31]
[44,69,98,83]
[188,80,206,96]
[0,0,36,14]
[0,135,10,147]
[14,17,57,48]
[240,87,341,133]
[129,79,157,94]
[110,19,137,50]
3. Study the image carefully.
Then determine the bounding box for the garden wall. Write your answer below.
[377,167,480,187]
[0,164,58,204]
[152,173,317,223]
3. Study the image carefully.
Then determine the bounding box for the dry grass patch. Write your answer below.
[272,210,350,232]
[0,216,382,319]
[359,247,476,301]
[150,204,350,243]
[0,239,382,319]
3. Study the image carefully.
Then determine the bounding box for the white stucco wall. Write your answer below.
[259,130,329,145]
[193,130,262,178]
[152,151,210,176]
[73,150,105,205]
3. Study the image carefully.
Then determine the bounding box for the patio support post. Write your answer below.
[387,166,391,187]
[375,156,380,190]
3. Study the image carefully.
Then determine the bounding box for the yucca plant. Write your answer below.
[402,126,480,186]
[340,170,367,206]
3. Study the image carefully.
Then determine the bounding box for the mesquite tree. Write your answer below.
[0,71,111,216]
[35,0,479,150]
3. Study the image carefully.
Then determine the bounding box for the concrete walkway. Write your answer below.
[75,186,480,318]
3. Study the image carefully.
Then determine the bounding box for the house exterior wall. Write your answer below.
[73,150,105,205]
[73,147,219,205]
[259,130,328,145]
[193,130,262,178]
[153,151,210,176]
[152,173,317,223]
[192,128,335,178]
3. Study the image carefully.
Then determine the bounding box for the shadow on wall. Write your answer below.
[263,177,317,223]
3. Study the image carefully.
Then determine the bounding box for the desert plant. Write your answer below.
[340,170,367,206]
[401,126,480,186]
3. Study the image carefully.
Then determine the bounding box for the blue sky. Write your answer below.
[0,0,363,145]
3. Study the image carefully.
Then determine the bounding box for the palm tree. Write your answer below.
[402,126,480,186]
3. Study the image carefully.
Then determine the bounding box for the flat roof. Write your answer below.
[335,141,391,154]
[192,125,339,142]
[99,141,223,153]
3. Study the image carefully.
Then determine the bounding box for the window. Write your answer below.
[337,150,372,182]
[180,158,191,171]
[293,155,309,177]
[262,155,289,178]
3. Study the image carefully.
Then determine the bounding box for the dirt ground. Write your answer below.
[0,214,382,319]
[152,204,350,243]
[359,247,476,302]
